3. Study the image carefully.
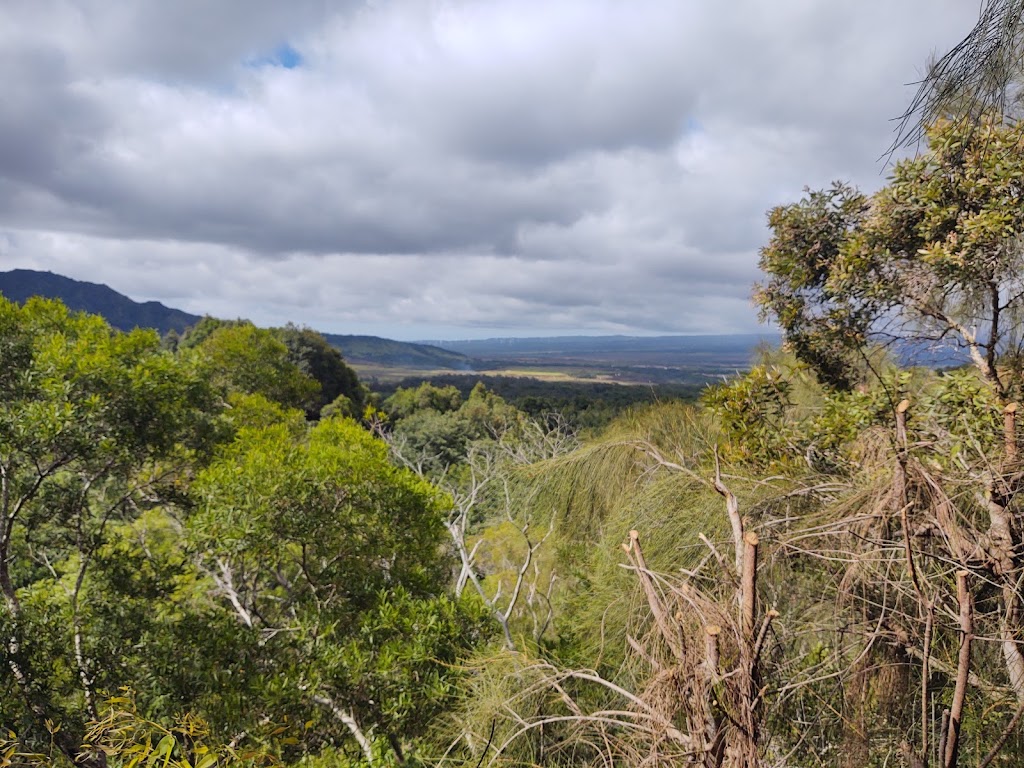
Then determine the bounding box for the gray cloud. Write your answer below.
[0,0,980,338]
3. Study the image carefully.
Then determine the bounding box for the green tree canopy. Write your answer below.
[181,319,365,420]
[271,324,365,419]
[385,382,528,475]
[193,322,321,412]
[0,299,490,766]
[384,382,463,420]
[758,116,1024,398]
[0,297,216,766]
[191,417,487,762]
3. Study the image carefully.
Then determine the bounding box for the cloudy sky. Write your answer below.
[0,1,979,340]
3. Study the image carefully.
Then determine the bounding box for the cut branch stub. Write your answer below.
[626,530,684,660]
[705,625,721,679]
[713,450,744,575]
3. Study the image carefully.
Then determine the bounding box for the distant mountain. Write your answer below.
[429,334,781,358]
[0,269,201,335]
[0,269,475,371]
[322,334,475,370]
[427,333,969,375]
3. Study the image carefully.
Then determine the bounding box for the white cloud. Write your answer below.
[0,0,980,338]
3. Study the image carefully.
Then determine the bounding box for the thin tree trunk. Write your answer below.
[943,571,973,768]
[1004,403,1017,462]
[626,531,684,660]
[313,694,375,765]
[703,625,721,762]
[994,404,1024,703]
[741,533,758,641]
[71,558,98,721]
[1000,585,1024,705]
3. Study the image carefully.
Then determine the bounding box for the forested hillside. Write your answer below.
[321,333,474,370]
[0,270,475,373]
[0,269,201,335]
[6,116,1024,768]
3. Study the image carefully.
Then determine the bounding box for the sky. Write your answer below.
[0,1,981,340]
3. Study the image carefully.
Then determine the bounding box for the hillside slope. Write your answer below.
[323,333,474,369]
[0,269,475,370]
[0,269,201,335]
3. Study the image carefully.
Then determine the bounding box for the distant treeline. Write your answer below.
[372,374,702,431]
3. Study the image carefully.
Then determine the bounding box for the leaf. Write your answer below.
[145,735,175,768]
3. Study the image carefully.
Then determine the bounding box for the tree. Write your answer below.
[755,183,872,390]
[191,417,488,763]
[175,316,241,350]
[0,297,215,766]
[193,322,321,412]
[895,0,1024,151]
[758,116,1024,400]
[383,382,528,476]
[181,319,365,420]
[0,299,492,766]
[384,382,463,421]
[271,325,365,419]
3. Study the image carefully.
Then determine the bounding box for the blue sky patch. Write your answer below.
[247,43,303,70]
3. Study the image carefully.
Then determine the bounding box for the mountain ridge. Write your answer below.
[0,269,473,370]
[0,269,202,335]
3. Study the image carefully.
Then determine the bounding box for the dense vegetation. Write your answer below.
[6,115,1024,768]
[0,269,475,373]
[0,269,201,335]
[0,299,488,768]
[375,375,701,433]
